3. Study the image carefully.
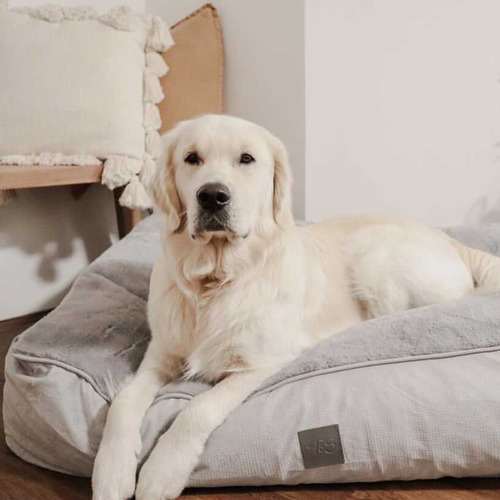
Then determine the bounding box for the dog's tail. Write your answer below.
[452,239,500,295]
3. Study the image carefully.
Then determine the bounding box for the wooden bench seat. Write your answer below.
[0,164,141,238]
[0,164,104,190]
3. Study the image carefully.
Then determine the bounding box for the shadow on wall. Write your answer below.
[0,184,117,283]
[464,197,500,225]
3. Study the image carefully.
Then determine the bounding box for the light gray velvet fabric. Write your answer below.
[6,214,210,403]
[4,215,500,484]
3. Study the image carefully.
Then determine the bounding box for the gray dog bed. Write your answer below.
[3,214,500,486]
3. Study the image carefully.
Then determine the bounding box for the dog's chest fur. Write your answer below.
[157,233,309,382]
[152,227,363,384]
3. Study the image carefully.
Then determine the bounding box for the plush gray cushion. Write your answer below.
[3,214,500,485]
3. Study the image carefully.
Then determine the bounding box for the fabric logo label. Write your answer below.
[298,424,345,469]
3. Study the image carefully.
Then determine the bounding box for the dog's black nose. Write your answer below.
[197,183,231,213]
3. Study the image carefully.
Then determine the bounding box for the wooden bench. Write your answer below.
[0,163,142,238]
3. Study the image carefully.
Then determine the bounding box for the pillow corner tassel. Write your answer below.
[102,156,142,190]
[145,128,162,158]
[144,69,164,104]
[139,154,156,188]
[147,16,175,53]
[119,175,152,210]
[145,51,169,78]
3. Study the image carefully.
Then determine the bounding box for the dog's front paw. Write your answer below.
[135,449,192,500]
[92,435,140,500]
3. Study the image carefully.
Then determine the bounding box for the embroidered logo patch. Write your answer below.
[298,424,345,469]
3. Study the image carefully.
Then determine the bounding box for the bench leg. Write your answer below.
[113,188,143,239]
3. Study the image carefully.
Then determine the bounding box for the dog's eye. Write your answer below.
[239,153,255,164]
[185,152,201,165]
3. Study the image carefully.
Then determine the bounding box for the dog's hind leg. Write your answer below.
[347,224,474,318]
[452,239,500,295]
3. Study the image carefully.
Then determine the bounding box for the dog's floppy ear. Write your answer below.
[269,134,294,227]
[151,127,184,233]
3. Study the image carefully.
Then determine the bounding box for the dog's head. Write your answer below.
[151,114,293,242]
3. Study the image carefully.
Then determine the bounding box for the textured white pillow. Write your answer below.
[0,1,173,209]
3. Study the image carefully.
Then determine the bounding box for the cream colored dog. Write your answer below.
[92,114,500,500]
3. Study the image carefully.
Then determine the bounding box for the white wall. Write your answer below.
[305,0,500,226]
[0,186,118,319]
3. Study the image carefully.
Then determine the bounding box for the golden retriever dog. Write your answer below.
[92,114,500,500]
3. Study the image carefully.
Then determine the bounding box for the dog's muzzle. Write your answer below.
[195,183,232,233]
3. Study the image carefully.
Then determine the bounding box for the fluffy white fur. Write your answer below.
[92,114,500,500]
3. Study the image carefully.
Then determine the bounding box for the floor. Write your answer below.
[1,315,500,500]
